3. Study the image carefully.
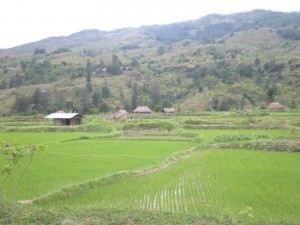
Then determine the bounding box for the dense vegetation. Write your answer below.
[0,10,299,116]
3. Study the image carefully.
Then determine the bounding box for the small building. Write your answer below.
[133,106,152,114]
[267,102,284,110]
[111,110,132,120]
[45,110,84,126]
[163,108,176,114]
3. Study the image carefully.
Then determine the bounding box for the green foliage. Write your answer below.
[101,79,111,98]
[85,59,92,83]
[53,47,71,54]
[278,28,300,40]
[33,48,46,55]
[131,83,138,111]
[106,54,122,75]
[0,142,45,178]
[236,63,254,78]
[263,60,285,73]
[0,142,45,224]
[14,94,31,114]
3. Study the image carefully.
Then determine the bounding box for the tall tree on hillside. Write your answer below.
[107,55,121,75]
[131,83,138,111]
[86,59,92,92]
[32,88,41,105]
[101,79,111,98]
[15,95,31,114]
[86,59,92,82]
[150,81,161,105]
[130,58,140,67]
[99,59,106,70]
[92,92,101,107]
[267,86,277,103]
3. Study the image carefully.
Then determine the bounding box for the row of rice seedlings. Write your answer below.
[198,149,300,221]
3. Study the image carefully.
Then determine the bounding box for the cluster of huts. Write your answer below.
[45,103,284,126]
[45,106,176,126]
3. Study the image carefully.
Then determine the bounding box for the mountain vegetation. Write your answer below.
[0,9,299,116]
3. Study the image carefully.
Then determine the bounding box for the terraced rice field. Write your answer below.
[2,136,191,200]
[1,120,299,224]
[41,149,300,222]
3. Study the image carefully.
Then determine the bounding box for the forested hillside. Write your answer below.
[0,9,299,116]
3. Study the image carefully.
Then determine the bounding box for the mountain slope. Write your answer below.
[0,10,299,116]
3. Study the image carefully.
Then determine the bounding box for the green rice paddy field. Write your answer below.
[2,137,191,200]
[42,150,300,222]
[1,112,300,224]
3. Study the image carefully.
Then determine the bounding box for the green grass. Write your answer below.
[40,149,300,223]
[3,138,190,200]
[1,113,299,224]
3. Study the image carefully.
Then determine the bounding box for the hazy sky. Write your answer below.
[0,0,299,48]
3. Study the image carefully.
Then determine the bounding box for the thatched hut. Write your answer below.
[112,110,132,120]
[133,106,152,114]
[163,108,176,114]
[267,102,284,110]
[45,110,84,126]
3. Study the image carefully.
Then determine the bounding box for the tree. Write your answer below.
[0,81,7,90]
[77,90,91,114]
[150,81,161,105]
[85,59,93,93]
[31,88,49,113]
[99,102,109,113]
[32,88,41,105]
[92,92,101,107]
[106,55,121,75]
[157,46,165,55]
[131,83,138,111]
[254,57,261,66]
[86,82,93,93]
[65,101,76,112]
[86,59,92,83]
[101,79,111,98]
[15,95,31,114]
[211,96,219,111]
[99,59,106,69]
[267,86,277,103]
[33,48,46,55]
[236,63,254,78]
[130,58,140,67]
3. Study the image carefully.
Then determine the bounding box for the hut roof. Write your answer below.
[163,108,176,113]
[112,110,132,119]
[45,113,83,119]
[133,106,152,113]
[267,102,284,110]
